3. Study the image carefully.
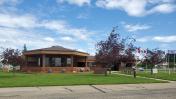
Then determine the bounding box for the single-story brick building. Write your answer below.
[21,46,95,73]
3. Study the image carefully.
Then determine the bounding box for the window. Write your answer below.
[27,57,39,66]
[55,58,61,66]
[51,57,61,67]
[28,57,38,62]
[45,57,50,66]
[67,58,71,65]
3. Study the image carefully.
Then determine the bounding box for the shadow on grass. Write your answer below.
[0,72,29,78]
[0,75,17,78]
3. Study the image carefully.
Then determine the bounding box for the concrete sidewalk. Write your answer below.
[113,72,174,82]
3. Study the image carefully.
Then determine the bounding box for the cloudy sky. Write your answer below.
[0,0,175,55]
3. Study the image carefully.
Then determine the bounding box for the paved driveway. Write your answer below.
[0,82,176,99]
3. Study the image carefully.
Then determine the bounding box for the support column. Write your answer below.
[38,57,41,66]
[42,54,46,67]
[85,56,87,67]
[71,55,73,67]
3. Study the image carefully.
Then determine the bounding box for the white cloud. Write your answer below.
[123,23,151,32]
[41,20,67,32]
[0,12,96,54]
[96,0,147,16]
[148,4,176,14]
[76,48,87,52]
[44,37,55,42]
[153,35,176,43]
[41,20,92,40]
[0,1,97,55]
[0,13,37,29]
[61,36,74,42]
[0,27,57,49]
[0,13,93,41]
[136,37,150,42]
[137,35,176,43]
[96,0,176,17]
[148,0,175,4]
[57,0,91,6]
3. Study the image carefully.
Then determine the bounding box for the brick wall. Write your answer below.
[21,66,90,73]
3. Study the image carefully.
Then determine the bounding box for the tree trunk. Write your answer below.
[13,66,16,77]
[151,67,153,75]
[104,68,108,76]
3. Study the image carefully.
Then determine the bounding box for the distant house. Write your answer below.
[21,46,95,73]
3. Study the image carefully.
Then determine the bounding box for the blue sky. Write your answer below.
[0,0,175,55]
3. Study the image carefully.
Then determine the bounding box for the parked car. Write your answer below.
[138,67,144,71]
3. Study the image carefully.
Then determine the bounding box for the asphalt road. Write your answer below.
[0,82,176,99]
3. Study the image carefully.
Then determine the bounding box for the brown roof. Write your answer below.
[24,46,89,56]
[34,46,76,51]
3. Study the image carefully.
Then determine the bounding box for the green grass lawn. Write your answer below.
[137,71,176,81]
[0,71,166,87]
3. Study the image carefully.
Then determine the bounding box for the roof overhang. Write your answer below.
[23,50,89,56]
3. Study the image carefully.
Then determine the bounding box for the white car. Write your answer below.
[138,67,144,71]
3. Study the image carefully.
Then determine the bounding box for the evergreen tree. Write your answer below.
[23,44,27,52]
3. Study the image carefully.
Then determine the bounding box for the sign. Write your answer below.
[153,68,158,74]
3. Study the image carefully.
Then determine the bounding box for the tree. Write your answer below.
[95,27,136,75]
[123,37,136,64]
[143,48,165,74]
[23,44,27,53]
[0,47,3,68]
[0,47,3,61]
[0,48,25,73]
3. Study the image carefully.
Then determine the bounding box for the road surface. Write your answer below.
[0,82,176,99]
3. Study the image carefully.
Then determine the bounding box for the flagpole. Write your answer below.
[174,52,175,72]
[165,50,167,72]
[167,50,169,73]
[145,49,147,72]
[167,50,168,72]
[145,62,147,72]
[168,50,170,75]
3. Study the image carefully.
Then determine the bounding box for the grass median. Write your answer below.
[0,71,167,87]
